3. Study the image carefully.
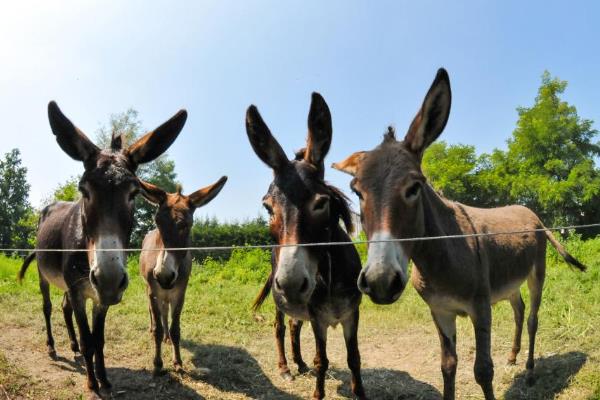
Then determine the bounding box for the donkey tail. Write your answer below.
[252,272,273,311]
[18,252,36,283]
[545,230,587,271]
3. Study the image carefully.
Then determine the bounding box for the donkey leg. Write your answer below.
[275,309,292,380]
[62,293,80,354]
[39,276,56,358]
[147,287,155,333]
[289,318,309,374]
[507,291,525,365]
[69,290,100,396]
[311,319,329,400]
[526,264,545,386]
[170,291,186,372]
[148,294,165,376]
[342,310,366,400]
[92,303,111,392]
[471,299,495,400]
[432,309,457,400]
[160,300,170,344]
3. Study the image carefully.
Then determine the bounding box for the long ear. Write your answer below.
[127,109,187,166]
[404,68,451,157]
[305,92,332,173]
[331,151,366,176]
[245,105,289,171]
[48,101,99,162]
[138,179,167,205]
[188,176,228,208]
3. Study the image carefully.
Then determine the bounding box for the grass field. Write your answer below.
[0,237,599,400]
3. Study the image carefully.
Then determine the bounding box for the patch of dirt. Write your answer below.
[0,319,590,399]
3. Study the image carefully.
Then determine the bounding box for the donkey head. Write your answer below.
[48,101,187,305]
[139,177,227,289]
[333,68,451,304]
[246,93,353,308]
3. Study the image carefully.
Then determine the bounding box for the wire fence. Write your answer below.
[1,222,599,254]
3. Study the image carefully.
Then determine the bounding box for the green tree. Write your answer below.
[0,149,35,252]
[501,71,600,228]
[422,71,600,235]
[95,109,179,246]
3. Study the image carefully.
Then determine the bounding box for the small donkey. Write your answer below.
[139,177,227,375]
[333,68,587,400]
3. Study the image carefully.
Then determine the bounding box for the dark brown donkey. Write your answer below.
[246,93,366,400]
[18,102,186,399]
[333,69,587,400]
[138,177,227,375]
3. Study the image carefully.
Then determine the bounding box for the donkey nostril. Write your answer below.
[391,272,404,293]
[357,272,370,294]
[299,277,309,293]
[274,278,282,291]
[119,274,128,289]
[90,270,99,287]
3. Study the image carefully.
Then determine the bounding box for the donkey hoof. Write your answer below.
[173,363,184,373]
[153,365,166,377]
[48,347,57,360]
[98,385,112,399]
[506,358,516,366]
[280,371,294,381]
[298,363,311,374]
[86,389,102,400]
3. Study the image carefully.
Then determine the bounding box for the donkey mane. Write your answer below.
[325,182,354,235]
[383,125,396,142]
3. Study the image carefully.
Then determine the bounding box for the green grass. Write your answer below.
[0,236,599,399]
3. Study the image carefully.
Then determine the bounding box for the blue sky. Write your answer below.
[1,1,599,221]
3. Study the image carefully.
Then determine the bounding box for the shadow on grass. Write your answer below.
[182,339,302,400]
[331,367,442,400]
[107,367,204,400]
[504,351,587,400]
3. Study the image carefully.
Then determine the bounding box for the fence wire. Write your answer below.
[1,223,599,254]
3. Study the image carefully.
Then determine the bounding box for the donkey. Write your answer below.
[333,69,587,400]
[246,93,366,400]
[18,101,187,399]
[138,177,227,375]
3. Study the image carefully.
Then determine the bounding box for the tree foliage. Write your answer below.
[422,71,600,235]
[0,149,35,252]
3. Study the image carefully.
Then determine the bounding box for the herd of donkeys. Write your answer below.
[17,69,587,400]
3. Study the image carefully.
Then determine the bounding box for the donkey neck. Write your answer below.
[410,184,480,276]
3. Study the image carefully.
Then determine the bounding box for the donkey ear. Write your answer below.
[331,151,366,176]
[138,179,167,205]
[304,92,332,172]
[188,176,228,208]
[127,109,187,167]
[404,68,451,157]
[245,105,289,171]
[48,101,99,162]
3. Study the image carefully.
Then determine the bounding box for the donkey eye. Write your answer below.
[405,182,421,201]
[263,203,273,215]
[79,186,90,199]
[313,196,329,212]
[129,189,139,202]
[351,185,363,200]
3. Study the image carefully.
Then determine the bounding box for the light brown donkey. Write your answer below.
[333,68,587,400]
[139,177,227,375]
